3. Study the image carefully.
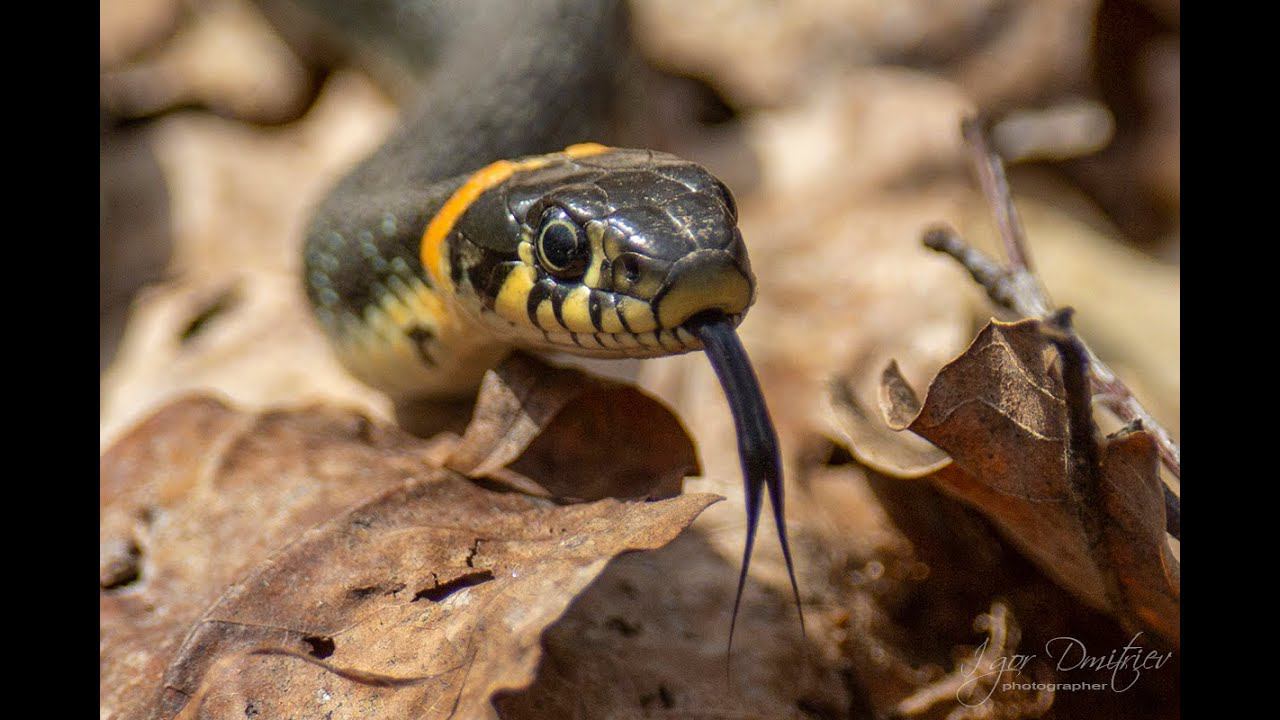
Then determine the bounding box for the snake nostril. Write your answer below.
[621,256,641,283]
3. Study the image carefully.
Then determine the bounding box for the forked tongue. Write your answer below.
[685,311,805,657]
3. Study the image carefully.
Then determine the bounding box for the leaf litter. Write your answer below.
[101,355,717,720]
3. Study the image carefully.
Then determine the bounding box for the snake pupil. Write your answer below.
[537,210,588,277]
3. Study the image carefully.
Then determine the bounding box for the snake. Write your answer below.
[288,0,802,644]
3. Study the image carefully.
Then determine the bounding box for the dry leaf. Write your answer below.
[844,319,1178,645]
[446,352,699,502]
[157,475,716,719]
[822,368,952,479]
[1095,427,1180,639]
[101,396,438,719]
[101,393,716,719]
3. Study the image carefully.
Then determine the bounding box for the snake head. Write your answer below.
[448,147,755,356]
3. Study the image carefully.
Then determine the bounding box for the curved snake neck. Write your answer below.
[300,0,637,397]
[309,0,629,244]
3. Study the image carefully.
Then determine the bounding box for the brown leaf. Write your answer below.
[100,396,447,719]
[445,352,700,502]
[100,396,716,719]
[1097,428,1180,640]
[158,474,716,719]
[871,319,1178,645]
[824,371,951,479]
[878,360,926,432]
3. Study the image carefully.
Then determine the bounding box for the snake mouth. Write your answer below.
[652,249,754,329]
[532,310,744,356]
[526,248,752,356]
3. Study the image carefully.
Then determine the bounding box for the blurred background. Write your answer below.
[101,1,1178,716]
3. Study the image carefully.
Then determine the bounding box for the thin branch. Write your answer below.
[1081,355,1181,479]
[923,226,1049,317]
[961,117,1036,273]
[1042,309,1131,618]
[925,117,1181,485]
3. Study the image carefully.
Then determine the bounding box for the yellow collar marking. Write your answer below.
[420,143,611,294]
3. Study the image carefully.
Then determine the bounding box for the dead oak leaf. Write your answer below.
[157,472,716,719]
[824,370,952,479]
[445,351,700,502]
[102,376,714,719]
[101,396,437,720]
[835,319,1178,645]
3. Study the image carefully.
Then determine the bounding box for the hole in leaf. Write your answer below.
[658,684,675,709]
[413,570,494,602]
[303,635,335,659]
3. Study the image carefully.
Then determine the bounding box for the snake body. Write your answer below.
[293,0,800,641]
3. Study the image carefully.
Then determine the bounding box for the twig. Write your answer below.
[1042,310,1132,617]
[961,117,1035,274]
[1082,355,1181,480]
[926,116,1181,485]
[923,226,1049,317]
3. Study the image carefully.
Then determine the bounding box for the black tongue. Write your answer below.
[686,312,805,655]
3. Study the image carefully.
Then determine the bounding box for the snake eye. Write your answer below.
[536,208,589,278]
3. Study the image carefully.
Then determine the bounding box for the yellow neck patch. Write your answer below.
[420,143,611,294]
